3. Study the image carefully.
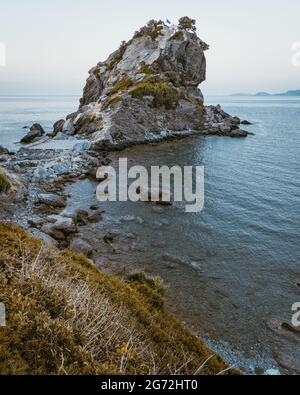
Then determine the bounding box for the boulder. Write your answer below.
[60,207,89,225]
[51,119,65,137]
[20,123,45,144]
[40,224,65,240]
[70,238,93,257]
[230,129,248,138]
[28,228,59,247]
[62,119,75,135]
[30,123,45,133]
[241,120,253,125]
[0,146,9,155]
[35,193,66,208]
[46,215,77,233]
[87,210,103,223]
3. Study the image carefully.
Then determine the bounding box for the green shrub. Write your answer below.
[178,16,197,32]
[170,31,184,41]
[139,62,153,75]
[130,81,179,110]
[134,20,164,41]
[110,76,133,95]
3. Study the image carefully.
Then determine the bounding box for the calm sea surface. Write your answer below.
[1,95,300,373]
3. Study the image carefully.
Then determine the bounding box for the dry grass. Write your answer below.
[0,169,11,194]
[0,223,238,375]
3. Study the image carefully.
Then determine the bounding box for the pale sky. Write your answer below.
[0,0,299,95]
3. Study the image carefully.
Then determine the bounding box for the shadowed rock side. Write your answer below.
[55,18,250,150]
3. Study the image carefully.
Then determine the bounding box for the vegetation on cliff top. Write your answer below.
[0,223,236,375]
[134,20,164,41]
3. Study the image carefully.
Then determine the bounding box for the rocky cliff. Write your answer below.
[56,17,250,149]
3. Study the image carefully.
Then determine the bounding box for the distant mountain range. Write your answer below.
[230,90,300,97]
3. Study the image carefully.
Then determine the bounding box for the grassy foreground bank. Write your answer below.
[0,223,237,375]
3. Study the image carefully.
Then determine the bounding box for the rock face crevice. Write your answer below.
[56,18,250,149]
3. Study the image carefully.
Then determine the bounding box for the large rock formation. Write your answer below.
[58,17,250,149]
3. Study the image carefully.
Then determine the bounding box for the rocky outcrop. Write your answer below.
[0,146,9,155]
[20,124,45,144]
[57,17,250,150]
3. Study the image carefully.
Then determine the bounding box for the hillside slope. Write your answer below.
[0,223,237,375]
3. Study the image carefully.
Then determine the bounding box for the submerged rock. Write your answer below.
[55,17,251,149]
[87,210,103,223]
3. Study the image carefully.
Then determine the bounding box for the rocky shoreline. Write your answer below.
[0,104,253,254]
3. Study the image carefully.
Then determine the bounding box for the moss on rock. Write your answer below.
[110,75,133,95]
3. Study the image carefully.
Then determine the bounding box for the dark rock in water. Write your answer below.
[70,238,93,258]
[30,123,45,133]
[87,210,103,223]
[281,322,300,335]
[241,120,253,125]
[0,146,9,155]
[20,123,45,144]
[49,119,65,137]
[162,253,188,265]
[74,209,89,225]
[90,204,99,211]
[104,233,115,244]
[230,129,248,138]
